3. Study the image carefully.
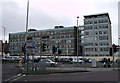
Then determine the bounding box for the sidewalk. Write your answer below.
[19,65,119,73]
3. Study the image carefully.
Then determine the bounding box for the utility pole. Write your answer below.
[25,0,29,72]
[2,26,5,43]
[77,16,79,63]
[1,26,6,57]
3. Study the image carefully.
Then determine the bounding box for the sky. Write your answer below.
[0,0,119,45]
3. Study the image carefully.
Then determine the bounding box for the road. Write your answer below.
[2,63,22,82]
[1,62,120,83]
[10,70,119,82]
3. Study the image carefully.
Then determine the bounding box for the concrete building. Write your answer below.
[9,13,112,58]
[118,2,120,46]
[9,26,84,57]
[83,13,112,56]
[0,40,3,57]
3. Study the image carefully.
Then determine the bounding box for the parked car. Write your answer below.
[41,59,58,67]
[12,57,19,61]
[99,58,107,63]
[83,58,90,62]
[71,58,84,63]
[60,58,72,64]
[88,58,94,63]
[116,59,120,63]
[2,57,7,61]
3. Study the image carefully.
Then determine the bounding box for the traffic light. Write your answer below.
[58,50,62,54]
[42,43,46,52]
[112,44,117,53]
[109,48,112,56]
[22,44,26,54]
[52,46,57,54]
[80,46,83,54]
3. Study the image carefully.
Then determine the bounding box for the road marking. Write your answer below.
[10,74,25,82]
[4,73,23,82]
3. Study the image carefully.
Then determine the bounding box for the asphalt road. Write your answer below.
[11,70,119,82]
[2,63,22,82]
[1,62,120,83]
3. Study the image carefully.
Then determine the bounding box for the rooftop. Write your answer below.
[84,13,111,24]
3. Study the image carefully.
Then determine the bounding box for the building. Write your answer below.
[9,26,84,57]
[118,2,120,46]
[83,13,112,56]
[9,13,112,58]
[0,40,3,57]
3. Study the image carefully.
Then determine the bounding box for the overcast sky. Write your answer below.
[0,0,119,45]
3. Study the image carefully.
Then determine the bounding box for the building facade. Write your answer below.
[118,2,120,46]
[0,40,3,57]
[9,13,112,57]
[9,26,83,56]
[83,13,112,56]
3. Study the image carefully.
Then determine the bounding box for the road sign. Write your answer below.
[26,43,35,49]
[26,48,35,55]
[26,43,35,54]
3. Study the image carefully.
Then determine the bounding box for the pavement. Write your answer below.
[19,65,119,72]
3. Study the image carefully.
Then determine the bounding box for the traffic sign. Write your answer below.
[26,43,35,54]
[26,43,35,49]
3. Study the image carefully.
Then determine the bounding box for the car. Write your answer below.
[83,58,89,62]
[60,58,72,64]
[12,57,19,61]
[99,58,107,63]
[116,59,120,63]
[71,58,84,63]
[41,59,58,67]
[88,58,94,63]
[2,57,7,61]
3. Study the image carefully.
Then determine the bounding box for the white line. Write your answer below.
[4,73,22,82]
[10,74,25,82]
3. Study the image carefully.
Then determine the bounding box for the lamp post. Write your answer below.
[25,0,29,72]
[1,26,6,57]
[77,16,79,63]
[58,40,61,60]
[1,26,6,43]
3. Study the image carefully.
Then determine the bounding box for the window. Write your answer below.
[99,31,102,34]
[99,20,103,23]
[95,43,98,46]
[95,32,98,35]
[103,31,108,34]
[85,32,89,35]
[99,36,108,40]
[94,21,97,24]
[94,25,97,29]
[95,48,98,51]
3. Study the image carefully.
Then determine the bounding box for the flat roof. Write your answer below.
[84,13,111,24]
[9,26,74,35]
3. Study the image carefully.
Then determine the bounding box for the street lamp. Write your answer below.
[77,16,79,63]
[1,26,6,57]
[25,0,29,72]
[58,40,61,60]
[1,26,6,43]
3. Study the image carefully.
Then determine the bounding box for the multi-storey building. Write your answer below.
[9,13,112,57]
[83,13,112,56]
[9,26,84,56]
[118,1,120,46]
[0,40,3,57]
